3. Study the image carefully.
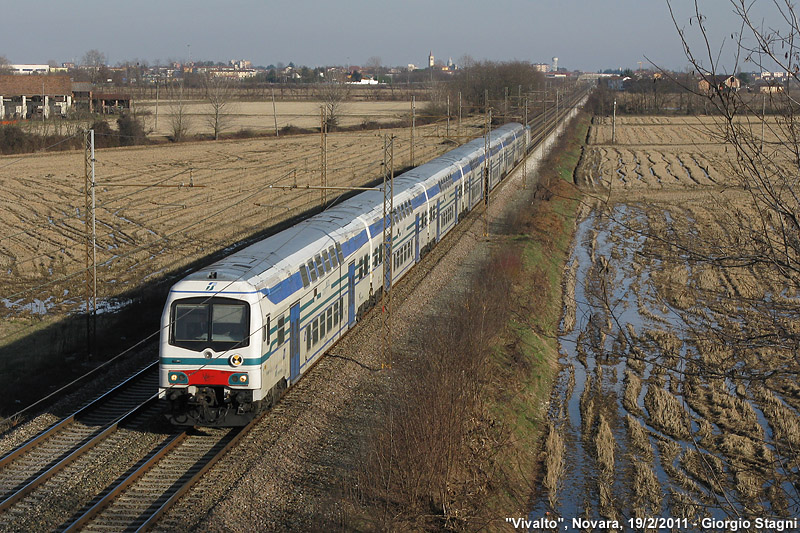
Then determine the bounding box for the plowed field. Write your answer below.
[533,116,800,525]
[0,117,482,341]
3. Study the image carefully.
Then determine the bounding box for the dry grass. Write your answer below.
[631,459,662,518]
[625,414,652,459]
[623,370,644,417]
[543,424,565,509]
[644,385,691,440]
[595,414,617,520]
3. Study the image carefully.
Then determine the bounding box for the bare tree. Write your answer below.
[317,69,350,130]
[365,56,382,79]
[82,49,107,84]
[202,75,235,140]
[0,55,11,74]
[666,0,800,307]
[169,84,191,141]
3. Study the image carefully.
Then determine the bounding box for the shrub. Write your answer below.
[117,114,146,146]
[90,120,117,148]
[0,125,33,154]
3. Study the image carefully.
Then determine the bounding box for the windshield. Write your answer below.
[171,297,250,351]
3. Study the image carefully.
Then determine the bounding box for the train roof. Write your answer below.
[177,122,524,298]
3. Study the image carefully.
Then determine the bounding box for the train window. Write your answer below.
[363,254,369,274]
[339,298,344,322]
[299,266,310,288]
[335,243,344,264]
[312,319,319,345]
[277,316,285,345]
[327,307,333,332]
[173,303,209,342]
[328,246,338,267]
[315,254,325,275]
[333,301,339,326]
[322,250,332,271]
[307,260,318,282]
[306,326,311,352]
[265,315,270,343]
[320,312,326,338]
[211,304,248,343]
[171,298,253,351]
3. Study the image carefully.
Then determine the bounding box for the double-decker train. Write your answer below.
[159,122,530,426]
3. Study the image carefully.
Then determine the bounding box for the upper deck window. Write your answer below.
[300,266,310,288]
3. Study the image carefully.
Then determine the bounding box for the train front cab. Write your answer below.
[159,288,264,426]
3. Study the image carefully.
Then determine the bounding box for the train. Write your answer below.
[158,122,530,426]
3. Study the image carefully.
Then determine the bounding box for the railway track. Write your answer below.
[61,424,250,531]
[0,363,161,527]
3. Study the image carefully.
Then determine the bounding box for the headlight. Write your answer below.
[228,373,249,386]
[168,371,189,385]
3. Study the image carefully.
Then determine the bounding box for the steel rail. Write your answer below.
[62,421,254,532]
[61,431,189,532]
[135,423,252,531]
[0,361,158,471]
[0,394,161,512]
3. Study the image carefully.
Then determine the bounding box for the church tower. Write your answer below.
[428,51,434,68]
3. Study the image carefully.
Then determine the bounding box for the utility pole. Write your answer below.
[612,99,617,144]
[483,106,491,238]
[446,94,450,138]
[555,89,560,124]
[382,134,394,370]
[320,106,328,206]
[523,97,528,189]
[504,86,508,123]
[761,93,766,150]
[458,91,462,140]
[272,88,279,137]
[154,82,159,132]
[84,129,97,358]
[410,96,416,167]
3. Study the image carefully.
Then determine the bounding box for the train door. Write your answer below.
[289,302,300,383]
[455,185,460,224]
[436,198,441,242]
[468,168,473,207]
[414,214,420,262]
[348,261,356,326]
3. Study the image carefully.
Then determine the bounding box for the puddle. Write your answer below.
[530,204,800,526]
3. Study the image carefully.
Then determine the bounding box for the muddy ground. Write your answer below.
[531,116,800,529]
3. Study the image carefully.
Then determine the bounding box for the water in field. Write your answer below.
[528,205,800,531]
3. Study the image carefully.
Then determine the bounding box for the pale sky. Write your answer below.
[0,0,782,72]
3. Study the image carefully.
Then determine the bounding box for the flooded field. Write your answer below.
[531,116,800,530]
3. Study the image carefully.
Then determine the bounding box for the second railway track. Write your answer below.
[0,362,166,530]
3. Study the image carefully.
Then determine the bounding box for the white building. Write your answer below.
[9,64,50,75]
